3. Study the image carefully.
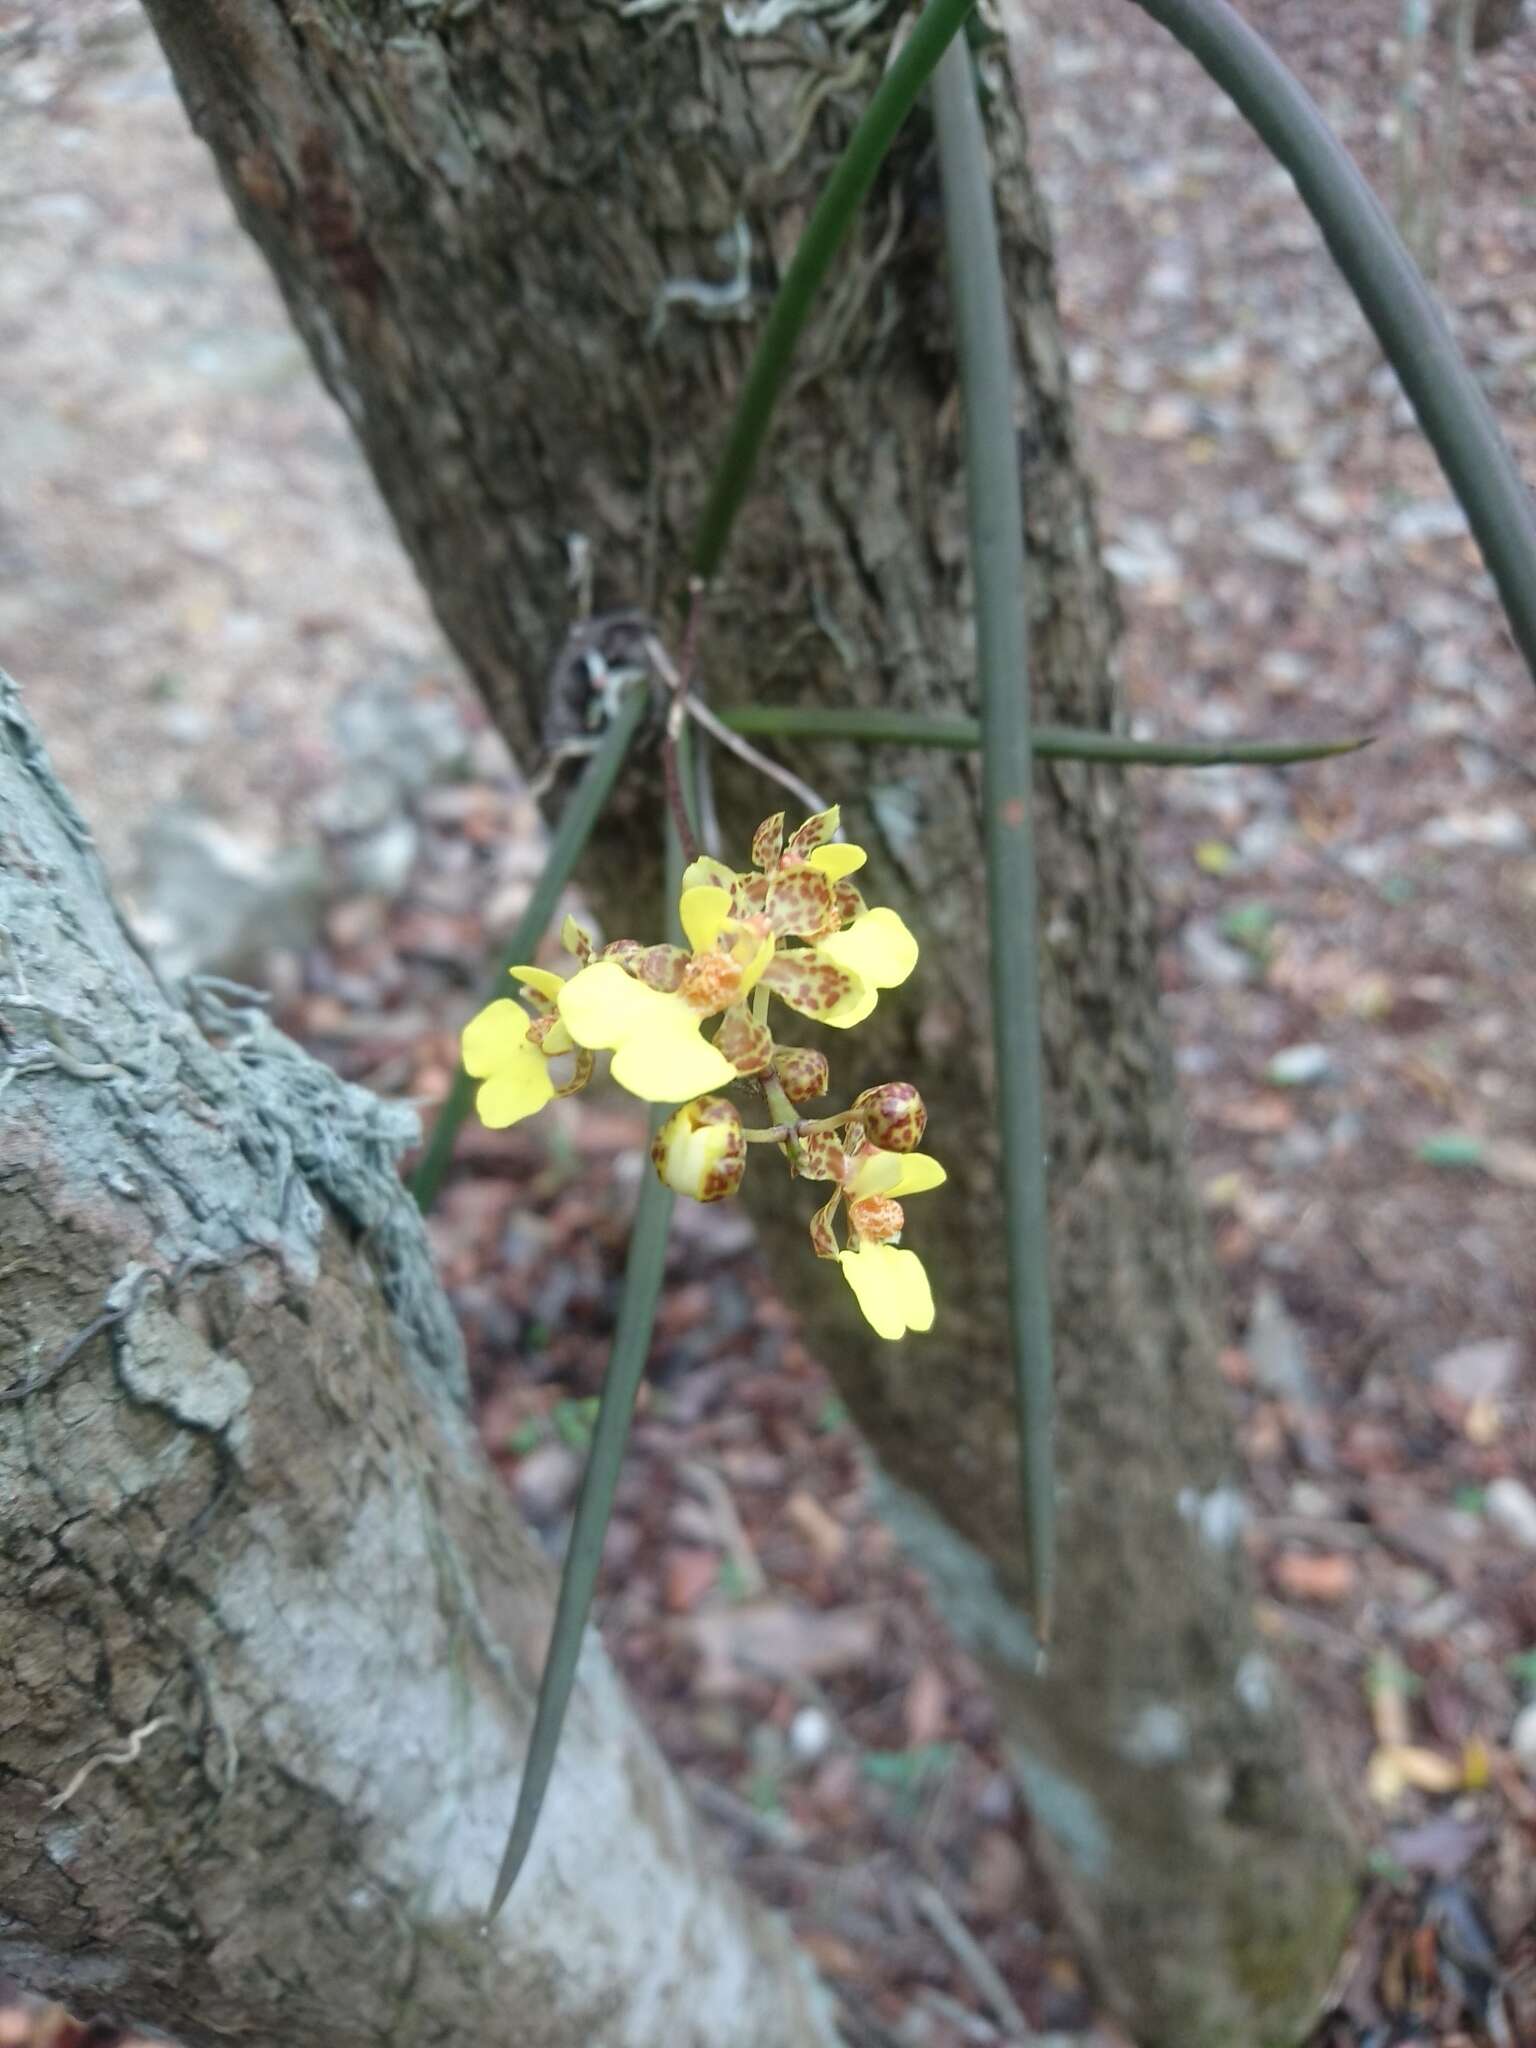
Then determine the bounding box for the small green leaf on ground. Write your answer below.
[1417,1131,1485,1170]
[553,1396,600,1451]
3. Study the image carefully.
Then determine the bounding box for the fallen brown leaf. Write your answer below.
[662,1546,719,1614]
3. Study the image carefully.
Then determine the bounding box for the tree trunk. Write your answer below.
[0,670,837,2048]
[136,7,1355,2040]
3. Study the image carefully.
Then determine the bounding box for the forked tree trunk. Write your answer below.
[138,6,1355,2040]
[0,672,837,2047]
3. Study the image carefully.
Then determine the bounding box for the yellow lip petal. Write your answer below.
[838,1242,935,1339]
[610,1012,738,1103]
[808,842,868,882]
[557,960,670,1051]
[851,1150,947,1201]
[679,885,735,955]
[462,998,535,1078]
[512,964,565,1003]
[475,1045,556,1128]
[818,907,918,993]
[558,960,737,1102]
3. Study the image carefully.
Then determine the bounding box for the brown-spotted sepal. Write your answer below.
[853,1081,926,1153]
[650,1096,747,1203]
[763,866,835,938]
[561,914,594,964]
[797,1129,850,1182]
[759,949,858,1021]
[772,1045,829,1105]
[714,1004,774,1077]
[832,878,867,927]
[783,804,840,865]
[752,811,786,872]
[633,944,689,992]
[554,1049,595,1098]
[808,1188,843,1260]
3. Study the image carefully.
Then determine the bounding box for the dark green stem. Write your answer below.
[484,1145,674,1922]
[409,685,649,1214]
[1126,0,1536,686]
[933,40,1055,1641]
[689,0,976,581]
[485,750,696,1922]
[716,704,1370,766]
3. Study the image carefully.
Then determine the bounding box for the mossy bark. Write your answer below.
[137,5,1356,2038]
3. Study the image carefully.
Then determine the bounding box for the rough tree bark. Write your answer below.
[0,670,838,2048]
[137,6,1355,2041]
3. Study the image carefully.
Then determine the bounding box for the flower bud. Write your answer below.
[773,1045,830,1105]
[853,1082,926,1153]
[650,1096,746,1203]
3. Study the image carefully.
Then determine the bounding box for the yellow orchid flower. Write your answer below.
[462,965,585,1128]
[696,808,916,1029]
[805,1139,946,1340]
[557,886,775,1104]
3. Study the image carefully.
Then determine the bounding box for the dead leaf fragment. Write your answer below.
[685,1602,880,1697]
[1271,1551,1357,1604]
[783,1489,848,1564]
[1368,1744,1463,1805]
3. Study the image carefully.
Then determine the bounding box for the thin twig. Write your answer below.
[911,1880,1036,2042]
[679,1459,768,1599]
[683,693,831,817]
[688,1774,807,1848]
[647,593,707,865]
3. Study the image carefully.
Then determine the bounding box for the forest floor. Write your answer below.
[3,1,1535,2043]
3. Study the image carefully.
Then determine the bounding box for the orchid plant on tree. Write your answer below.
[394,0,1536,1933]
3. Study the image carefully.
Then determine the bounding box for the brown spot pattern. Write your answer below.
[808,1189,843,1260]
[553,1048,595,1098]
[751,811,785,871]
[783,805,839,864]
[798,1130,849,1183]
[681,952,743,1015]
[764,866,833,938]
[635,944,688,991]
[832,879,866,927]
[714,1006,773,1075]
[760,950,854,1019]
[849,1194,904,1245]
[772,1045,829,1105]
[853,1082,926,1153]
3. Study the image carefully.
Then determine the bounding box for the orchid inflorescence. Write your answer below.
[460,805,945,1339]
